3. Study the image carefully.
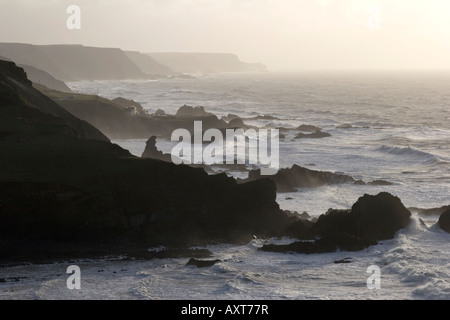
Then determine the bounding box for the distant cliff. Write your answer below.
[125,51,174,76]
[148,52,268,73]
[0,43,268,82]
[0,43,149,81]
[19,64,72,93]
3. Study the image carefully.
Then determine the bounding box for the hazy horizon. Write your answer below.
[1,0,450,71]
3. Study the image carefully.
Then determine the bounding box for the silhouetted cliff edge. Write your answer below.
[0,60,290,261]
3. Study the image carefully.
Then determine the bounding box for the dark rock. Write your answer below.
[368,180,393,186]
[351,193,411,241]
[316,234,377,252]
[438,209,450,233]
[419,218,428,228]
[337,124,354,129]
[274,192,410,254]
[260,234,376,254]
[311,209,356,237]
[295,131,331,139]
[260,242,324,254]
[334,258,353,264]
[241,165,355,192]
[176,105,212,118]
[112,97,146,116]
[228,118,246,128]
[141,136,172,162]
[300,212,311,219]
[297,124,323,132]
[136,248,213,260]
[154,109,168,117]
[285,219,314,239]
[186,258,221,268]
[354,180,366,185]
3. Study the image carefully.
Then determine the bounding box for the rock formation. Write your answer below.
[262,192,411,254]
[241,165,356,192]
[438,209,450,233]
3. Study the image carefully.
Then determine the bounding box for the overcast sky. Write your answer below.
[1,0,450,71]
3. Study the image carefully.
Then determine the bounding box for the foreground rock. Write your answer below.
[439,209,450,233]
[262,192,411,254]
[295,124,331,139]
[368,180,394,186]
[241,165,356,192]
[260,234,376,254]
[186,259,221,268]
[295,131,331,139]
[352,193,411,240]
[297,124,323,132]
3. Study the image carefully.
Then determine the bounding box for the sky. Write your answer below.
[1,0,450,71]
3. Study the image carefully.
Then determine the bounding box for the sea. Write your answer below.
[1,72,449,300]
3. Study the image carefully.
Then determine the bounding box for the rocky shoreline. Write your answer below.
[1,59,449,266]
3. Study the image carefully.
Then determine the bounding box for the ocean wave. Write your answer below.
[377,145,439,164]
[381,216,450,300]
[216,273,264,296]
[412,278,450,300]
[168,88,204,95]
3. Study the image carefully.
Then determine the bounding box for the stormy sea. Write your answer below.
[2,72,449,300]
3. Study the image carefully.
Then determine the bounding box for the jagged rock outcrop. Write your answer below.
[141,136,172,162]
[112,97,147,116]
[241,165,356,192]
[176,105,213,118]
[352,193,411,241]
[261,192,411,254]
